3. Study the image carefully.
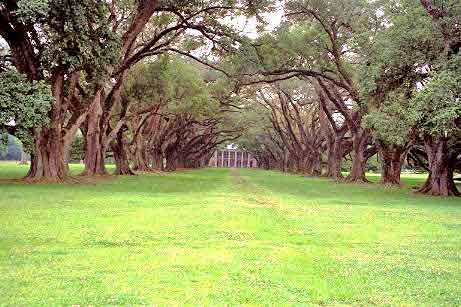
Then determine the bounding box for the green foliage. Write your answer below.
[360,0,460,142]
[359,1,443,98]
[43,0,120,82]
[15,0,120,84]
[234,103,273,151]
[16,0,49,22]
[163,59,219,117]
[410,66,461,137]
[359,0,449,145]
[364,95,414,146]
[124,56,219,119]
[0,70,53,151]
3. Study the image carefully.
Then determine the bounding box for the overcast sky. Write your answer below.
[231,4,284,39]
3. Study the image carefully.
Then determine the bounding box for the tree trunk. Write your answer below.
[347,130,372,183]
[325,137,345,179]
[378,142,408,186]
[19,149,28,165]
[417,136,459,196]
[62,111,88,173]
[112,128,134,176]
[82,91,107,176]
[24,70,68,182]
[151,149,164,171]
[25,129,68,182]
[280,150,288,173]
[165,154,185,171]
[295,156,306,174]
[306,152,321,176]
[132,138,152,172]
[165,157,177,171]
[326,148,342,179]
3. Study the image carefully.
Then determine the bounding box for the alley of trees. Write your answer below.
[0,0,460,196]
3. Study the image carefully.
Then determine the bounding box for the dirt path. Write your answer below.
[229,168,286,210]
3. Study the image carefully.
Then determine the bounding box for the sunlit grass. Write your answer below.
[0,162,459,305]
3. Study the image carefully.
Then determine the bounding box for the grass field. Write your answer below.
[0,162,460,305]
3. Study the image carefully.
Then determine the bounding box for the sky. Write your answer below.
[230,4,285,39]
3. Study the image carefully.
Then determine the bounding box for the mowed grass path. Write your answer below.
[0,163,460,305]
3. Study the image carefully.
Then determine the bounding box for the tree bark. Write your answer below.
[165,153,185,171]
[378,142,408,186]
[417,136,459,196]
[24,70,68,182]
[347,129,375,183]
[151,149,164,171]
[165,158,177,171]
[82,91,107,176]
[132,136,152,172]
[307,152,322,176]
[325,136,349,179]
[25,129,67,182]
[112,127,135,176]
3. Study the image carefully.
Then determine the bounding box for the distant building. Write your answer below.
[209,149,258,168]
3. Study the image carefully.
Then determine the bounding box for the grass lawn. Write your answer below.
[0,162,460,305]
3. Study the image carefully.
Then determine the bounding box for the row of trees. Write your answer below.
[0,0,270,180]
[0,0,459,197]
[116,56,243,173]
[232,0,460,196]
[69,56,243,173]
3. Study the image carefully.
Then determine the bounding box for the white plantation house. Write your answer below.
[209,149,258,168]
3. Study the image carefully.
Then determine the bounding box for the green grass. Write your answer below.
[0,162,460,305]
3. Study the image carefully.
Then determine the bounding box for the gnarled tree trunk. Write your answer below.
[132,136,152,172]
[295,155,308,174]
[347,129,376,183]
[82,91,107,176]
[165,157,177,172]
[417,136,459,196]
[165,152,185,171]
[112,127,134,176]
[326,142,342,179]
[307,152,322,176]
[25,70,68,182]
[325,136,351,179]
[151,149,164,171]
[378,142,409,186]
[81,0,159,176]
[25,128,67,182]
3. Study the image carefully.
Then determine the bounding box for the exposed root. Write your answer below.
[414,184,460,197]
